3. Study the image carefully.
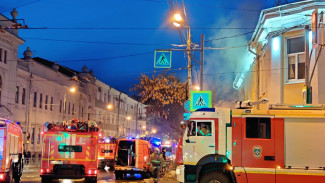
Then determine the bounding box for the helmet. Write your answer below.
[155,148,160,153]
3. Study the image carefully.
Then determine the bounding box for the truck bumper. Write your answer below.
[176,165,185,183]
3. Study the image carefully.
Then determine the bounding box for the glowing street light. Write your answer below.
[152,129,157,134]
[69,87,76,93]
[194,85,200,91]
[107,104,113,110]
[126,116,131,120]
[142,125,146,129]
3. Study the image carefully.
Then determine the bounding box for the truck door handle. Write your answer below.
[209,145,215,148]
[185,139,196,143]
[264,156,275,161]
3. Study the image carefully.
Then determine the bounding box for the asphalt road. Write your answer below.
[20,165,177,183]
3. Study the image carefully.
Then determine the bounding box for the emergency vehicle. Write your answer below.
[40,120,99,183]
[0,118,23,183]
[97,137,116,170]
[176,104,325,183]
[114,139,151,180]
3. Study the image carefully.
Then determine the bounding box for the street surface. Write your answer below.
[21,165,178,183]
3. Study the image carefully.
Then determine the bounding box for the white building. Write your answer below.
[0,10,146,161]
[233,0,325,108]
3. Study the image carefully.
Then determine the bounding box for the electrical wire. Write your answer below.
[0,0,42,13]
[23,37,169,46]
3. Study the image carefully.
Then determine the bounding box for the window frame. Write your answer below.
[245,117,272,139]
[285,36,306,83]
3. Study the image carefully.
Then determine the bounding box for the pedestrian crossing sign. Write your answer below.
[154,50,172,68]
[190,91,212,111]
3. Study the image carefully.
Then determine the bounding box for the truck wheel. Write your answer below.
[41,177,52,183]
[116,171,124,180]
[85,177,97,183]
[200,171,230,183]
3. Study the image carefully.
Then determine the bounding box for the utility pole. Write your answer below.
[186,28,192,98]
[200,34,204,90]
[305,25,311,104]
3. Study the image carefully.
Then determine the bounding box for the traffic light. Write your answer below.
[311,9,318,46]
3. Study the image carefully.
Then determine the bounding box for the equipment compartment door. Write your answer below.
[242,116,275,183]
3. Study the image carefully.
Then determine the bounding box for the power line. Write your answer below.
[0,0,42,13]
[14,26,303,30]
[24,37,169,46]
[205,31,255,42]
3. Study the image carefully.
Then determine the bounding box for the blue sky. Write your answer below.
[0,0,297,99]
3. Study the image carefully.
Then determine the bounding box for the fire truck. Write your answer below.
[114,139,151,180]
[0,118,23,183]
[40,119,99,183]
[97,137,116,170]
[176,104,325,183]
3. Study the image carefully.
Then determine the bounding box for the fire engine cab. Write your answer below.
[176,104,325,183]
[0,118,23,183]
[40,119,99,183]
[98,137,116,170]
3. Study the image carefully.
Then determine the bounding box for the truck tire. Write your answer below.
[41,177,52,183]
[85,177,97,183]
[115,171,122,180]
[200,171,230,183]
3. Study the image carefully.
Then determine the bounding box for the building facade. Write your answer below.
[0,11,146,161]
[234,0,325,108]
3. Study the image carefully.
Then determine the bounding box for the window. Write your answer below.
[22,88,26,105]
[59,100,62,113]
[81,106,84,117]
[187,121,196,136]
[72,104,75,115]
[197,122,212,136]
[15,86,19,103]
[31,128,35,144]
[39,93,42,108]
[0,48,2,62]
[64,101,67,113]
[45,95,48,110]
[68,102,70,114]
[287,36,305,81]
[58,145,82,152]
[4,50,6,64]
[33,92,37,107]
[246,117,271,139]
[50,97,53,111]
[37,128,40,144]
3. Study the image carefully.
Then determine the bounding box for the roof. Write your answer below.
[33,57,79,77]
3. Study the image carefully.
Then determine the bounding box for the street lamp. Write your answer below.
[69,87,76,93]
[152,129,157,134]
[126,116,132,137]
[194,85,200,91]
[107,104,113,110]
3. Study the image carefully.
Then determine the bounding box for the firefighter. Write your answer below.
[150,148,165,183]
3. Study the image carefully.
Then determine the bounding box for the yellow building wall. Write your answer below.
[283,83,304,104]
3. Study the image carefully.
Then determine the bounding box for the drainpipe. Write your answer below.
[117,92,122,137]
[248,41,261,109]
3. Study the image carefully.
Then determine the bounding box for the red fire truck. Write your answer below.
[0,118,23,183]
[40,120,99,183]
[176,104,325,183]
[114,139,151,180]
[98,137,116,170]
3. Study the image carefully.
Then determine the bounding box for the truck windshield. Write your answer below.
[102,149,113,153]
[58,145,82,152]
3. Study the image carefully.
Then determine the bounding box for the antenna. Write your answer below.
[275,0,289,6]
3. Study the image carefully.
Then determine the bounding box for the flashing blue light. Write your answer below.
[126,173,131,178]
[154,141,161,145]
[134,173,142,179]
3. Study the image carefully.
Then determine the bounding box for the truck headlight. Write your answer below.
[176,168,181,175]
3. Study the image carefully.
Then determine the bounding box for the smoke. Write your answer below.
[203,0,264,105]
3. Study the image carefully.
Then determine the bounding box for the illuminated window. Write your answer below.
[287,36,305,81]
